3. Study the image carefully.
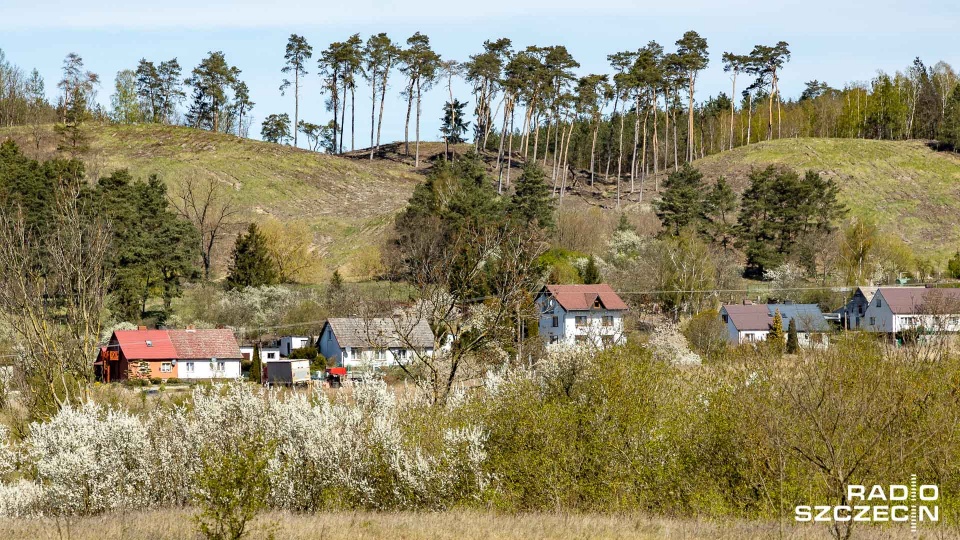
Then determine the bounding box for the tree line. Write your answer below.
[3,39,959,191]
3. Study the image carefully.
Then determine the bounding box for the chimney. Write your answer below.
[138,325,147,331]
[186,324,196,333]
[743,299,752,305]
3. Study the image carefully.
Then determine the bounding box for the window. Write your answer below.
[721,314,729,324]
[602,316,613,327]
[876,298,882,307]
[575,316,588,327]
[266,352,276,360]
[186,362,195,373]
[375,349,386,361]
[551,316,559,328]
[160,362,172,373]
[746,334,755,342]
[593,298,602,308]
[600,335,613,346]
[549,335,560,345]
[869,317,876,326]
[216,361,225,372]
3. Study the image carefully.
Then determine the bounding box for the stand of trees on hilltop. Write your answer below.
[3,37,959,189]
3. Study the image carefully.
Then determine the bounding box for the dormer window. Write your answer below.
[593,298,602,308]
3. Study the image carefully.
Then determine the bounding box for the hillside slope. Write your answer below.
[688,138,960,259]
[0,123,423,279]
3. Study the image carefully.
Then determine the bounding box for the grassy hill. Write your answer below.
[687,138,960,260]
[0,123,424,279]
[4,125,959,276]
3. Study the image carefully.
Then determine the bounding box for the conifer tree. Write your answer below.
[226,223,278,290]
[786,317,799,354]
[508,163,554,230]
[654,163,707,236]
[280,34,313,148]
[581,255,602,284]
[250,344,262,384]
[768,309,785,353]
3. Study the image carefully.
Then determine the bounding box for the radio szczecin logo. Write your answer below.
[795,475,938,532]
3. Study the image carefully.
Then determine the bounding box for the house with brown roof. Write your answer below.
[720,302,831,347]
[535,284,628,349]
[862,287,960,334]
[97,327,243,382]
[317,318,437,369]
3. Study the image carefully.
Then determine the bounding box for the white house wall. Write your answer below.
[537,297,626,349]
[280,336,313,357]
[178,359,241,379]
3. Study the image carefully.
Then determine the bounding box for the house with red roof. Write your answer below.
[535,284,628,349]
[97,327,243,382]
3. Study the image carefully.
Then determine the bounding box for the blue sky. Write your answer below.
[3,0,958,148]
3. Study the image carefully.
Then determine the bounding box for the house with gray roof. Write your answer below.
[861,287,960,334]
[837,286,879,330]
[719,302,831,347]
[317,317,438,368]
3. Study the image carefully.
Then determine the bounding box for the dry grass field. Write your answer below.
[0,510,954,540]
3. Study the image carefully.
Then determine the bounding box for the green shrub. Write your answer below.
[683,310,728,359]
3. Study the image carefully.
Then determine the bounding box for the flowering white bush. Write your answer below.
[0,380,489,517]
[0,480,42,517]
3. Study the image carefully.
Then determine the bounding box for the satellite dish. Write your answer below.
[171,359,177,366]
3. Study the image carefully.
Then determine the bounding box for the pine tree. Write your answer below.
[226,224,278,290]
[786,317,799,354]
[508,163,555,230]
[261,113,292,144]
[768,309,785,353]
[581,255,602,284]
[654,163,707,236]
[280,34,313,148]
[705,176,738,250]
[249,344,262,384]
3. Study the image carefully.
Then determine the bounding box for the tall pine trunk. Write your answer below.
[631,93,640,193]
[403,80,414,156]
[640,108,649,201]
[339,78,348,153]
[294,70,300,147]
[351,85,356,152]
[369,66,377,158]
[415,79,422,167]
[729,72,737,151]
[589,117,599,186]
[687,74,695,162]
[374,68,390,159]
